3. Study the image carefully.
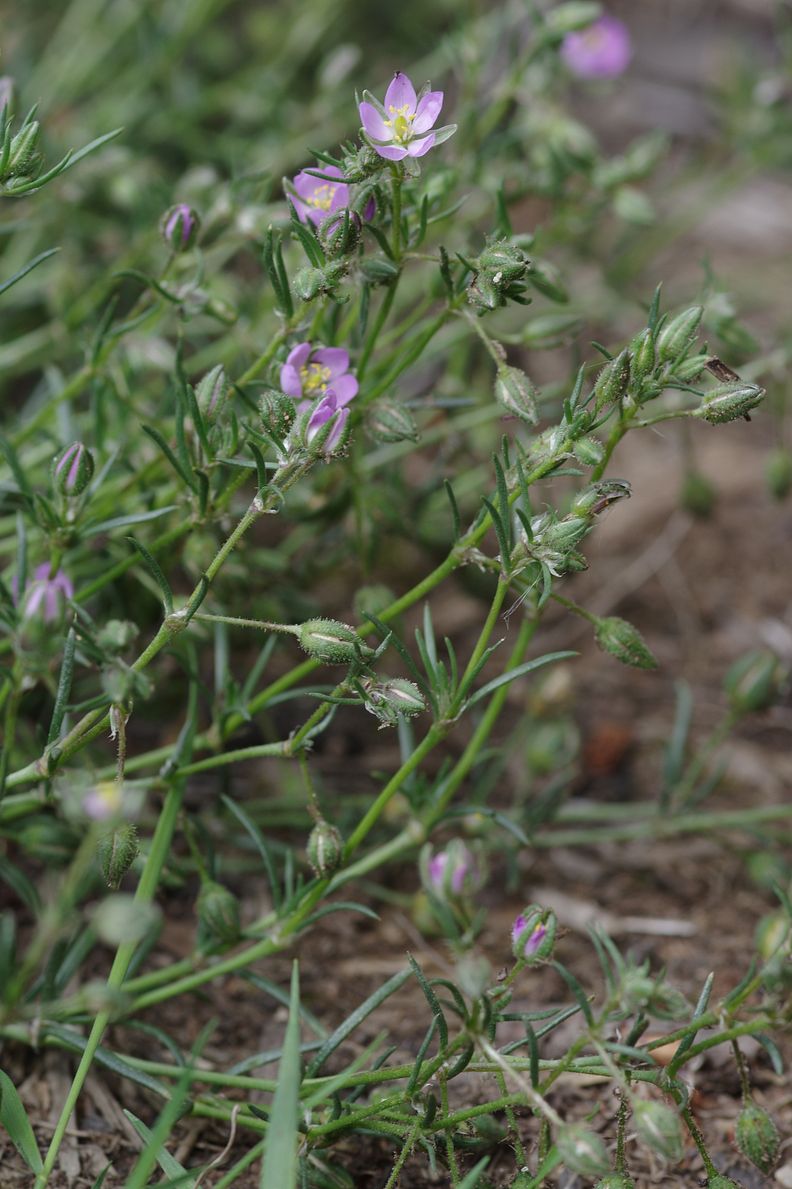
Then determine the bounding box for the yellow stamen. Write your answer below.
[384,102,415,144]
[306,183,337,212]
[300,362,332,395]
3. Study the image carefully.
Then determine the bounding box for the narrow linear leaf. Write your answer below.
[0,1068,43,1171]
[47,627,76,746]
[141,423,196,489]
[126,536,174,614]
[260,962,303,1189]
[467,651,577,708]
[124,1111,196,1188]
[0,248,59,298]
[307,968,410,1076]
[407,953,449,1051]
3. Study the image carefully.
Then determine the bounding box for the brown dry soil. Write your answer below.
[2,426,791,1188]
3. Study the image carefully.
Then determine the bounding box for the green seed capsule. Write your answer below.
[735,1102,780,1173]
[594,617,658,670]
[656,305,703,363]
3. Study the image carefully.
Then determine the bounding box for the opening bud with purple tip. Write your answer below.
[160,203,201,252]
[52,441,94,497]
[420,840,484,903]
[511,905,557,964]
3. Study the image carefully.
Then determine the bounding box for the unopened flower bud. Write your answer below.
[298,618,368,664]
[735,1102,780,1174]
[360,258,400,285]
[197,879,240,944]
[755,910,789,961]
[98,824,139,889]
[259,388,296,439]
[160,203,201,251]
[300,395,351,456]
[672,352,709,382]
[630,327,656,381]
[511,905,556,964]
[195,365,228,421]
[495,366,539,424]
[52,441,94,497]
[318,207,363,257]
[555,1124,610,1177]
[366,399,418,443]
[293,266,325,302]
[593,349,631,412]
[595,616,658,670]
[724,649,786,714]
[572,436,605,468]
[421,840,483,901]
[341,143,384,182]
[632,1100,683,1162]
[478,240,529,285]
[93,895,159,946]
[696,382,764,424]
[361,676,425,725]
[656,305,703,363]
[766,448,792,500]
[307,820,344,876]
[96,619,139,654]
[6,120,41,178]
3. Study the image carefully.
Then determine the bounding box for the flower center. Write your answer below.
[300,362,332,396]
[385,103,415,144]
[307,183,337,212]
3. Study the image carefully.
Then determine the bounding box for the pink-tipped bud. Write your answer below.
[160,203,201,251]
[511,905,557,964]
[52,441,94,497]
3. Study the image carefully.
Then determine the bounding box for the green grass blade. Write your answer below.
[0,1068,43,1171]
[260,961,303,1189]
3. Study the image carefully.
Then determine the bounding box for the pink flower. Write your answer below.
[305,392,351,455]
[280,342,358,413]
[16,563,73,623]
[359,71,456,161]
[290,165,350,227]
[560,14,632,79]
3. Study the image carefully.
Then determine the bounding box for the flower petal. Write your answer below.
[312,347,350,379]
[286,342,312,370]
[280,364,302,397]
[326,373,358,406]
[371,142,408,161]
[406,132,436,158]
[413,90,443,135]
[359,101,389,141]
[384,72,417,115]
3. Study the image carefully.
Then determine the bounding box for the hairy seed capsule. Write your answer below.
[197,880,240,944]
[307,820,344,876]
[555,1124,610,1177]
[656,305,703,363]
[98,824,139,889]
[632,1100,683,1162]
[594,616,658,670]
[298,618,368,664]
[735,1102,780,1174]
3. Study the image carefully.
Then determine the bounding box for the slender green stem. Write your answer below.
[36,783,184,1186]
